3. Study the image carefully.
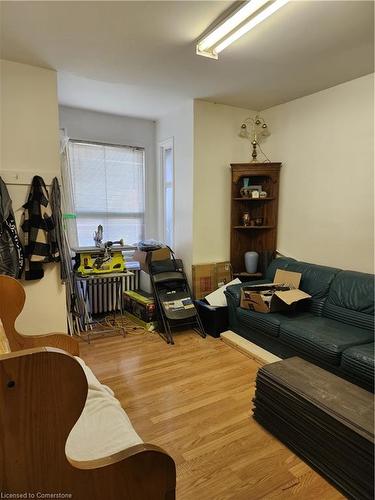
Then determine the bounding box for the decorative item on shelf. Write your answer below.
[254,217,264,226]
[240,177,250,197]
[244,251,259,274]
[239,114,271,162]
[259,191,268,198]
[248,184,262,199]
[242,212,251,226]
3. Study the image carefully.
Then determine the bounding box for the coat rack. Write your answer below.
[1,170,61,187]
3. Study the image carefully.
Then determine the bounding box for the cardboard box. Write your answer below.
[123,289,157,323]
[133,247,170,272]
[240,269,311,313]
[192,262,232,300]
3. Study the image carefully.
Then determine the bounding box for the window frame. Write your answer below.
[68,139,146,247]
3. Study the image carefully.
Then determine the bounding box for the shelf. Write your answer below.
[233,225,275,229]
[233,197,275,201]
[233,272,263,278]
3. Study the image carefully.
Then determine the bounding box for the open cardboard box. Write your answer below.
[240,269,311,313]
[133,247,171,272]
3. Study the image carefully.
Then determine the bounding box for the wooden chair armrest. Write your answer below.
[67,443,176,499]
[0,348,176,499]
[68,442,175,470]
[20,332,80,356]
[0,275,79,356]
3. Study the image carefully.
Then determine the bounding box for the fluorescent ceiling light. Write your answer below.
[196,0,289,59]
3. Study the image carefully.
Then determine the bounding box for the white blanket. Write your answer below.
[65,357,142,462]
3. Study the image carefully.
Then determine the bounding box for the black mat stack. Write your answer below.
[253,357,374,500]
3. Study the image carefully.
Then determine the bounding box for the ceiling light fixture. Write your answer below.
[196,0,289,59]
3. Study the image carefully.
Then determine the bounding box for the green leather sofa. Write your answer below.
[225,258,374,392]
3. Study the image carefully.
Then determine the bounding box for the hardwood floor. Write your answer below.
[80,330,343,500]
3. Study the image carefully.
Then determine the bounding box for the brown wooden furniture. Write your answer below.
[230,163,281,277]
[0,275,79,356]
[0,275,176,499]
[0,347,176,499]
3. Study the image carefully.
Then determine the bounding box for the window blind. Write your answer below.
[69,140,145,246]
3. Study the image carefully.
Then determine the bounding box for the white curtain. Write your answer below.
[59,129,79,250]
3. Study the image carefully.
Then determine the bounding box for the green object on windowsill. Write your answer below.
[63,213,77,219]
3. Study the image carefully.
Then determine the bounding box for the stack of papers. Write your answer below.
[204,278,241,307]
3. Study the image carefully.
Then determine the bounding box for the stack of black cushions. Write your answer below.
[341,343,375,386]
[253,357,374,500]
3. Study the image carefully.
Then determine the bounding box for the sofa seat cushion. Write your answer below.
[236,307,288,337]
[279,315,373,366]
[66,357,142,462]
[341,343,375,382]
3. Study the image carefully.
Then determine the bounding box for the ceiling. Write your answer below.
[1,1,374,120]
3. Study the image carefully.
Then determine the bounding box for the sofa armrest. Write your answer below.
[225,279,270,330]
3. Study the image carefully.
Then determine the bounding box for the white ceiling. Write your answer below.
[1,1,374,120]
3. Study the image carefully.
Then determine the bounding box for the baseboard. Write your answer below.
[220,330,281,365]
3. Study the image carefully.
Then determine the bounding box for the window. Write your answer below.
[69,140,145,247]
[160,139,174,248]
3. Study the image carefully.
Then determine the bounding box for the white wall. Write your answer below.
[156,102,194,280]
[1,60,67,334]
[193,100,256,264]
[59,106,157,239]
[262,74,374,273]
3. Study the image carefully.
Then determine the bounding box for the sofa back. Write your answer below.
[265,257,296,281]
[323,271,374,331]
[285,261,340,315]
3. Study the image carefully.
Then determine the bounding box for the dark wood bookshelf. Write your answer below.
[230,163,281,276]
[233,226,275,229]
[232,197,276,201]
[233,272,263,278]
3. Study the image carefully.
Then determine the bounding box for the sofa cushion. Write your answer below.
[66,357,142,462]
[285,261,340,316]
[323,271,374,331]
[279,315,373,365]
[341,343,375,383]
[236,307,287,337]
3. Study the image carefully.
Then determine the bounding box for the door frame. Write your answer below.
[159,137,175,248]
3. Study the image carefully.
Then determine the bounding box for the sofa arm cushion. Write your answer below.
[66,357,143,462]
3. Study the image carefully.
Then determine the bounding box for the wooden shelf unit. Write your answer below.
[233,197,276,201]
[233,272,263,278]
[230,163,281,276]
[233,226,275,229]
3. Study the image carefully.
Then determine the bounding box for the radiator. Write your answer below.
[86,271,140,314]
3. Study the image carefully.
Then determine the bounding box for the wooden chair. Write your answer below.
[0,276,176,498]
[0,347,176,499]
[0,274,79,355]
